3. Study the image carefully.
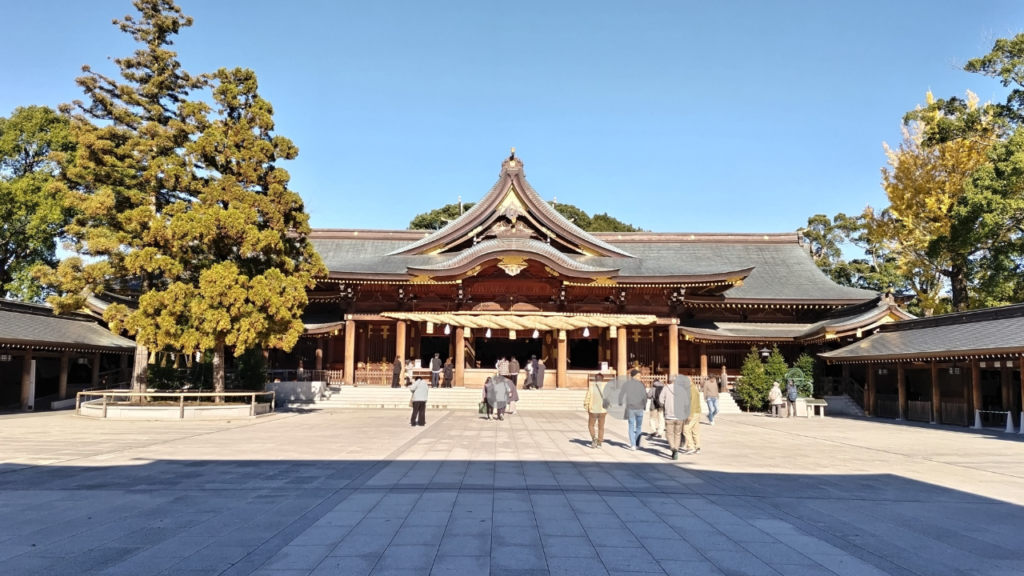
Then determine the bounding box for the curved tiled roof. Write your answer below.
[820,303,1024,362]
[387,157,632,258]
[410,238,618,274]
[0,299,136,352]
[679,298,911,342]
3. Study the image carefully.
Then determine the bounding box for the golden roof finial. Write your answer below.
[510,147,515,158]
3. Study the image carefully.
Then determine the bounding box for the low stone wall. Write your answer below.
[267,380,325,406]
[79,400,272,420]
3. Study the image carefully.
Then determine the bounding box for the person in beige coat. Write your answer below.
[584,377,608,449]
[682,379,703,455]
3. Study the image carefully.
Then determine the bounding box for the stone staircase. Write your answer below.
[824,394,866,417]
[311,386,587,412]
[715,392,743,414]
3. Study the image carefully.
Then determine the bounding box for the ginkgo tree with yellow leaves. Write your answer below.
[36,0,324,398]
[864,92,993,313]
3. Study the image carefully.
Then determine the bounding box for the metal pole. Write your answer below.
[250,394,256,417]
[102,394,108,418]
[76,392,81,414]
[179,394,185,419]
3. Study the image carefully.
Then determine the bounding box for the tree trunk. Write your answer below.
[213,338,225,403]
[131,344,149,403]
[949,262,969,312]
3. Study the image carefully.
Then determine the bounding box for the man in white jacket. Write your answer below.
[410,377,429,426]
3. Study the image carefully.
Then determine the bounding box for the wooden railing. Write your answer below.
[941,401,970,426]
[876,394,900,419]
[907,401,932,422]
[76,390,275,418]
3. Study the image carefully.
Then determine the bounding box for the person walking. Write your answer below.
[533,356,546,389]
[392,356,403,388]
[584,375,608,448]
[648,379,665,439]
[442,358,454,388]
[409,376,428,426]
[509,356,520,387]
[524,358,534,389]
[660,376,692,460]
[508,372,519,414]
[404,359,415,387]
[430,353,442,388]
[482,377,495,419]
[703,376,720,425]
[785,379,799,418]
[618,369,647,451]
[682,377,703,455]
[493,376,510,421]
[768,381,784,417]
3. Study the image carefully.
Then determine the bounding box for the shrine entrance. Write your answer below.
[569,338,599,369]
[473,337,542,370]
[419,336,451,366]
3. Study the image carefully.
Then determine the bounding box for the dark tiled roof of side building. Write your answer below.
[819,303,1024,362]
[0,299,136,353]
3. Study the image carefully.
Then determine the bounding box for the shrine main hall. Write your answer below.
[284,152,908,388]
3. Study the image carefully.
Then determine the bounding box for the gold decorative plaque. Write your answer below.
[497,256,528,276]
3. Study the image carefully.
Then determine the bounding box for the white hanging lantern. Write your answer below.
[444,324,451,335]
[583,327,590,338]
[485,328,492,339]
[426,322,434,334]
[609,326,617,338]
[532,329,540,339]
[509,330,516,339]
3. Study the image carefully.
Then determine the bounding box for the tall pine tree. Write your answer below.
[38,0,324,397]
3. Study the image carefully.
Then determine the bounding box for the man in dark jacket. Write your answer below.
[430,353,442,387]
[618,369,647,451]
[442,358,454,388]
[509,357,520,387]
[392,356,403,388]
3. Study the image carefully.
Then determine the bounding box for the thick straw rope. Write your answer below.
[380,312,656,331]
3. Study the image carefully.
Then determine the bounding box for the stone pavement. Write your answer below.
[2,409,1024,576]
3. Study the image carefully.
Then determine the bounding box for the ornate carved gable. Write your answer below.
[388,150,634,259]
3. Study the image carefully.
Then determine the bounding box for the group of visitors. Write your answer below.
[481,375,518,420]
[392,354,456,389]
[768,380,799,417]
[586,370,725,460]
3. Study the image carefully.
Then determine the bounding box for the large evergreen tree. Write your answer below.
[37,0,324,397]
[0,106,75,300]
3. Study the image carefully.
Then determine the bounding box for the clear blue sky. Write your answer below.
[1,1,1021,233]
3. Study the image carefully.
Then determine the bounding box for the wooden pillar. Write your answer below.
[897,363,907,420]
[1001,365,1012,411]
[315,341,323,371]
[58,351,70,401]
[557,331,567,389]
[699,344,708,378]
[455,327,465,387]
[931,360,940,424]
[21,348,33,411]
[91,352,101,389]
[119,353,129,385]
[667,323,679,377]
[396,320,407,363]
[1020,357,1024,424]
[866,362,875,416]
[972,359,982,415]
[616,327,627,377]
[343,319,356,385]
